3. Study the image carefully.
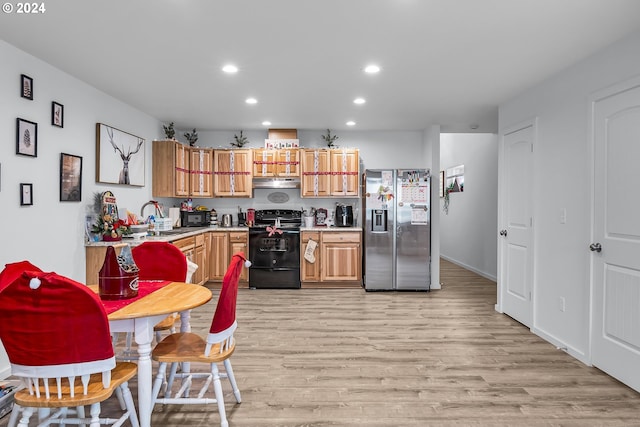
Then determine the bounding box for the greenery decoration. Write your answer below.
[184,128,198,146]
[321,129,339,147]
[163,122,175,140]
[231,130,249,147]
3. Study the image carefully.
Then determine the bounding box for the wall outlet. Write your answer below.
[559,296,566,312]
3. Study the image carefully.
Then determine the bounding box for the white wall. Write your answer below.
[499,29,640,361]
[0,40,159,280]
[440,133,498,280]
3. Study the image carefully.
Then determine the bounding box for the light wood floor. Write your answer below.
[5,259,640,426]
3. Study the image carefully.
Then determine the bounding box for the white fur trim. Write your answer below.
[244,260,252,268]
[11,356,116,380]
[29,278,41,289]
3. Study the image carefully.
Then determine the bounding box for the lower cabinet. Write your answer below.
[173,234,207,285]
[301,230,361,286]
[208,230,248,285]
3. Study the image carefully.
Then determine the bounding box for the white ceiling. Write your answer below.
[2,0,640,133]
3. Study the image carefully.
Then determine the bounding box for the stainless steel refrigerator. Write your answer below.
[362,169,431,291]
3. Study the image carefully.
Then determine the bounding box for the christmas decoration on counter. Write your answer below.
[184,128,198,146]
[91,191,131,241]
[321,129,338,147]
[231,130,249,147]
[162,122,176,140]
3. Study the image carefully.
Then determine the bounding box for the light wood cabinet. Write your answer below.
[229,231,249,282]
[207,230,248,284]
[253,148,300,177]
[85,243,127,286]
[320,232,361,282]
[152,140,213,198]
[189,148,213,197]
[174,235,207,285]
[301,231,321,282]
[300,149,331,197]
[300,149,359,197]
[213,149,253,197]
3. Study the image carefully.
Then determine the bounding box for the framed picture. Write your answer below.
[16,118,38,157]
[96,123,145,186]
[20,183,33,206]
[60,153,82,202]
[21,74,33,100]
[52,101,64,127]
[439,170,445,198]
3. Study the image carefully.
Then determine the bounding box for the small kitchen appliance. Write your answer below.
[220,214,233,227]
[180,210,210,227]
[335,203,354,227]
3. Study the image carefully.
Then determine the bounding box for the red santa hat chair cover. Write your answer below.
[151,252,250,427]
[0,260,42,292]
[0,271,139,427]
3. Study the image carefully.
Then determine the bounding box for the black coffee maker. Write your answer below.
[335,203,354,227]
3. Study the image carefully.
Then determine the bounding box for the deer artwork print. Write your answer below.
[106,126,144,185]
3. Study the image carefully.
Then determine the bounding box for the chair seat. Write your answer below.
[14,362,138,408]
[152,332,235,364]
[153,314,177,332]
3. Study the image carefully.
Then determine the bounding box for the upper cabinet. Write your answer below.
[253,148,300,178]
[301,148,359,197]
[152,140,213,198]
[213,149,253,197]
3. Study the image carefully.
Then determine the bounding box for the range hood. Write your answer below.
[252,177,301,189]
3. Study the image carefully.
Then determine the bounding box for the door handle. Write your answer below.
[499,229,508,237]
[589,243,602,252]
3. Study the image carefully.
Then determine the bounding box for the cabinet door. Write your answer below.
[321,232,361,281]
[175,143,190,197]
[301,232,321,282]
[330,149,359,196]
[209,232,229,281]
[214,150,253,197]
[276,149,300,177]
[253,149,277,177]
[189,148,213,197]
[301,149,331,197]
[194,244,206,285]
[229,232,248,282]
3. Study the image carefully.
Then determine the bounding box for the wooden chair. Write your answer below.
[151,252,250,427]
[113,242,197,359]
[0,270,139,427]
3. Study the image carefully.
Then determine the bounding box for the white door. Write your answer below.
[591,79,640,391]
[498,122,534,327]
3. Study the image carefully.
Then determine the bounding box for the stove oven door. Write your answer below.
[248,228,301,288]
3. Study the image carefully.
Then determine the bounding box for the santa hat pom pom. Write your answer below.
[244,260,252,268]
[29,277,41,289]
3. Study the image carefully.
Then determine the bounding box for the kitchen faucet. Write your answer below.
[140,200,164,219]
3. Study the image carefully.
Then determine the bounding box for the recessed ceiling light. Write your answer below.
[346,121,356,126]
[222,64,238,73]
[245,97,258,104]
[353,98,366,105]
[364,64,380,74]
[262,121,271,126]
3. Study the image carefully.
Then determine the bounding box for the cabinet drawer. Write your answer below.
[301,232,320,242]
[229,232,247,242]
[173,236,195,252]
[322,232,361,243]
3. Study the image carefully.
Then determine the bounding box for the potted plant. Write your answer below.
[321,129,339,147]
[231,130,249,147]
[162,122,176,140]
[184,128,198,147]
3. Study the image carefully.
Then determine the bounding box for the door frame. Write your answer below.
[496,117,537,323]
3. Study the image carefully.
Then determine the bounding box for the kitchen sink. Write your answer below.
[157,227,209,236]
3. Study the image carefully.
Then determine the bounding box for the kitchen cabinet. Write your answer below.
[300,230,361,286]
[85,243,126,286]
[301,231,321,282]
[253,148,300,177]
[173,234,207,285]
[208,230,248,284]
[152,140,213,198]
[300,149,359,197]
[321,232,361,282]
[213,149,252,197]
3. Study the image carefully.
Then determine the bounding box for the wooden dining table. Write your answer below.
[90,281,213,427]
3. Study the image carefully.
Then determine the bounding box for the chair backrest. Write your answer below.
[205,252,247,355]
[0,271,115,396]
[132,241,188,282]
[0,260,42,292]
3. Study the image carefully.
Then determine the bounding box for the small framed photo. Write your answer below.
[60,153,82,202]
[16,118,38,157]
[21,74,33,100]
[20,183,33,206]
[52,101,64,127]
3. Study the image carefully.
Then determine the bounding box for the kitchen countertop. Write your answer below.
[86,225,362,247]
